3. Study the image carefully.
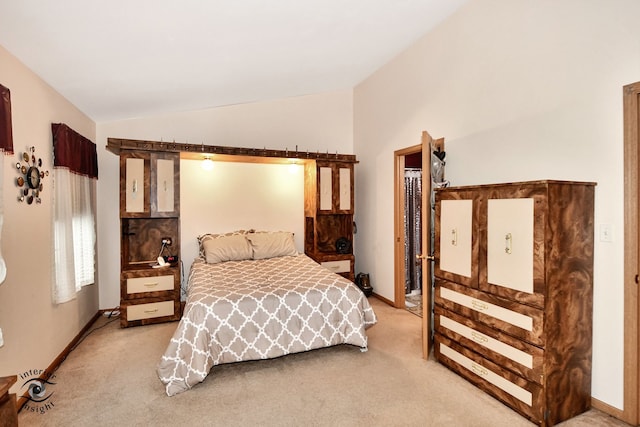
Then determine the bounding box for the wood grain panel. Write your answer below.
[121,218,180,268]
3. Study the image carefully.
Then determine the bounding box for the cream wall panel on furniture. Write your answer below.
[439,199,473,279]
[125,157,145,213]
[487,198,534,294]
[339,167,351,211]
[319,167,333,211]
[156,158,175,213]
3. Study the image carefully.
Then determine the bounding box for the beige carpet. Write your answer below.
[19,298,628,427]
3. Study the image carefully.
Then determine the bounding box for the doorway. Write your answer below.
[403,153,424,317]
[394,131,444,359]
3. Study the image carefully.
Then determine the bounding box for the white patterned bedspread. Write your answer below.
[157,254,377,396]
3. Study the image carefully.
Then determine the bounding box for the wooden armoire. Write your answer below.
[433,180,595,426]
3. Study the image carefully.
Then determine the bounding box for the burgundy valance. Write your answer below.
[52,123,98,179]
[0,84,14,155]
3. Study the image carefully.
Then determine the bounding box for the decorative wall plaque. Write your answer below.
[16,146,48,204]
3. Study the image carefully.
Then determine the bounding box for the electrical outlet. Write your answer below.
[162,237,172,246]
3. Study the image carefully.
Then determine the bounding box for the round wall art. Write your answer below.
[16,146,48,205]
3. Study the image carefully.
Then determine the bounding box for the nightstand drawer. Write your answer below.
[321,260,351,274]
[126,300,175,321]
[127,274,174,294]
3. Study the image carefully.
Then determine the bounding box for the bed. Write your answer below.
[157,231,377,396]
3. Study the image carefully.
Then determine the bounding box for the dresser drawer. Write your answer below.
[434,306,544,384]
[126,274,174,294]
[321,259,351,274]
[121,268,178,300]
[125,300,175,321]
[435,279,544,347]
[435,334,543,423]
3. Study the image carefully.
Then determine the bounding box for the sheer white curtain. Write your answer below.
[52,170,96,303]
[51,123,98,304]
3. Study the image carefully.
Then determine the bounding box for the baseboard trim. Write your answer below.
[591,396,625,422]
[16,310,101,412]
[372,292,394,307]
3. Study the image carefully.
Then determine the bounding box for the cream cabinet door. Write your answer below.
[487,198,534,294]
[439,199,473,278]
[339,167,351,211]
[319,166,333,211]
[125,157,145,213]
[156,158,175,213]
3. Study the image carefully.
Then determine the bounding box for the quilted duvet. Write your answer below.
[157,254,377,396]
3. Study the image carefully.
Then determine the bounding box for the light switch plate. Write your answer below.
[599,224,613,242]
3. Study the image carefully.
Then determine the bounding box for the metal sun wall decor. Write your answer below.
[15,146,48,204]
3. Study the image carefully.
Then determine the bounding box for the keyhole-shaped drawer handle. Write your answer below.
[132,179,137,194]
[144,308,159,314]
[144,282,159,288]
[163,180,167,192]
[471,363,489,377]
[451,229,458,246]
[505,233,512,254]
[471,331,488,344]
[471,299,489,311]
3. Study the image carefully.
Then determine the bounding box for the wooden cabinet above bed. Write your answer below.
[118,149,181,327]
[304,160,356,281]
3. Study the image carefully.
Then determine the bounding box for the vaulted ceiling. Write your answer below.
[0,1,467,122]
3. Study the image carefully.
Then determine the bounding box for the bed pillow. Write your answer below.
[202,234,253,264]
[247,231,298,260]
[197,229,254,259]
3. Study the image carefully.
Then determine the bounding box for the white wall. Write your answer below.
[353,0,640,410]
[97,90,353,308]
[0,45,98,391]
[180,159,304,284]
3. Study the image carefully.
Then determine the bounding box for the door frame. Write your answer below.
[393,131,443,359]
[623,81,640,425]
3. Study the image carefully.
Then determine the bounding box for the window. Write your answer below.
[51,123,98,303]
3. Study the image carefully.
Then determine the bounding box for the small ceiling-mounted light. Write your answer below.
[201,156,214,171]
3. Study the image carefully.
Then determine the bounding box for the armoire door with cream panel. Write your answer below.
[434,194,478,288]
[486,198,534,294]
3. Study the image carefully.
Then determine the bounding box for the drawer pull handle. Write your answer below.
[471,299,489,312]
[471,331,488,344]
[471,363,488,377]
[144,282,159,288]
[451,228,458,246]
[505,233,512,254]
[144,308,159,314]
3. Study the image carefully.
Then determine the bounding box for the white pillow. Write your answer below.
[247,232,298,260]
[203,234,253,264]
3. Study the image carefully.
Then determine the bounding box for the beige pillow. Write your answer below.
[203,234,253,264]
[247,232,298,260]
[197,229,254,259]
